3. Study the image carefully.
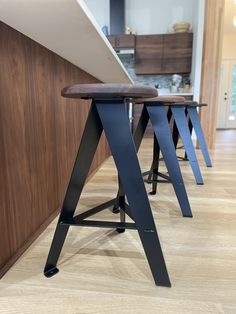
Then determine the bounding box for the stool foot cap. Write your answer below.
[183,214,193,218]
[112,206,120,214]
[44,266,59,278]
[116,228,125,233]
[149,191,157,195]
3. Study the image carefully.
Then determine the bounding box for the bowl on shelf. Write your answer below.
[173,22,191,33]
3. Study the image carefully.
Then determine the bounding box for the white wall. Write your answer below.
[125,0,194,35]
[84,0,109,29]
[84,0,204,101]
[85,0,195,34]
[191,0,205,102]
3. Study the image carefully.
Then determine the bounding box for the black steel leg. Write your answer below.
[187,107,212,167]
[116,177,126,233]
[146,105,192,218]
[96,100,171,287]
[147,161,154,182]
[149,136,160,195]
[171,106,204,185]
[172,120,180,151]
[184,111,193,160]
[114,105,150,214]
[133,105,150,150]
[44,104,103,277]
[133,106,155,183]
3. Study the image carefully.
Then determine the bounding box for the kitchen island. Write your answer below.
[0,0,132,277]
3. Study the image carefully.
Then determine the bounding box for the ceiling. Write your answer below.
[224,0,236,34]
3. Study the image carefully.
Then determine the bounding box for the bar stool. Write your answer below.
[167,102,204,185]
[44,83,171,287]
[176,102,212,168]
[131,96,193,218]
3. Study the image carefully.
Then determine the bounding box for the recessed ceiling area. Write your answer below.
[224,0,236,34]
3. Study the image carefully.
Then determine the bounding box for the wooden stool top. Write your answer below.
[174,101,207,107]
[186,102,207,107]
[134,95,185,104]
[61,84,157,99]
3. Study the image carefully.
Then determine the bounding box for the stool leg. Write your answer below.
[133,105,149,149]
[184,111,193,160]
[146,105,192,218]
[147,161,154,182]
[116,177,126,233]
[171,107,204,185]
[172,120,180,151]
[44,104,103,278]
[133,105,153,183]
[150,136,160,195]
[187,107,212,167]
[96,100,171,287]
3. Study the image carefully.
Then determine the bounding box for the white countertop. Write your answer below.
[0,0,132,84]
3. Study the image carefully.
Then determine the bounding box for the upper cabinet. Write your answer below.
[135,35,164,74]
[162,33,193,74]
[135,33,193,75]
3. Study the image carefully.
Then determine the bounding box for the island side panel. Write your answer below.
[0,21,110,276]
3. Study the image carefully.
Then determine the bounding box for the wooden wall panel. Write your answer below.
[0,22,110,276]
[200,0,225,148]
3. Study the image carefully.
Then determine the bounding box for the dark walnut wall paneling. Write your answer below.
[0,21,110,277]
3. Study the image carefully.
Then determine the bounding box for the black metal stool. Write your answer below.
[131,96,193,218]
[167,103,204,185]
[44,83,171,287]
[177,102,212,168]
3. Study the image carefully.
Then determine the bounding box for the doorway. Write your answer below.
[217,60,236,129]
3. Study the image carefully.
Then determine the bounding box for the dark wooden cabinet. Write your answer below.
[135,33,193,75]
[162,33,193,74]
[107,34,135,49]
[135,35,163,74]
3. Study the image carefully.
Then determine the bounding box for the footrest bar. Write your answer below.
[177,156,189,161]
[155,172,171,181]
[142,170,152,177]
[61,219,137,230]
[145,179,171,184]
[73,198,117,221]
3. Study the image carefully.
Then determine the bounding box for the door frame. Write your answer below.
[217,60,236,129]
[200,0,225,148]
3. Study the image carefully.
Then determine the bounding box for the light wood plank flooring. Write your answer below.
[0,130,236,314]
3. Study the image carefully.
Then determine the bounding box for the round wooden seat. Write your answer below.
[187,102,207,107]
[174,101,207,107]
[135,95,185,105]
[61,83,157,99]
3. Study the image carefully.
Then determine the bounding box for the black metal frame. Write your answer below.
[173,107,212,169]
[132,103,192,218]
[44,99,171,287]
[187,106,212,167]
[169,105,204,185]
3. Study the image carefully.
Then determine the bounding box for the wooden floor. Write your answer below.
[1,130,236,314]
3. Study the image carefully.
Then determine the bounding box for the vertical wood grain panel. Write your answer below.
[135,35,163,75]
[0,22,110,276]
[200,0,225,148]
